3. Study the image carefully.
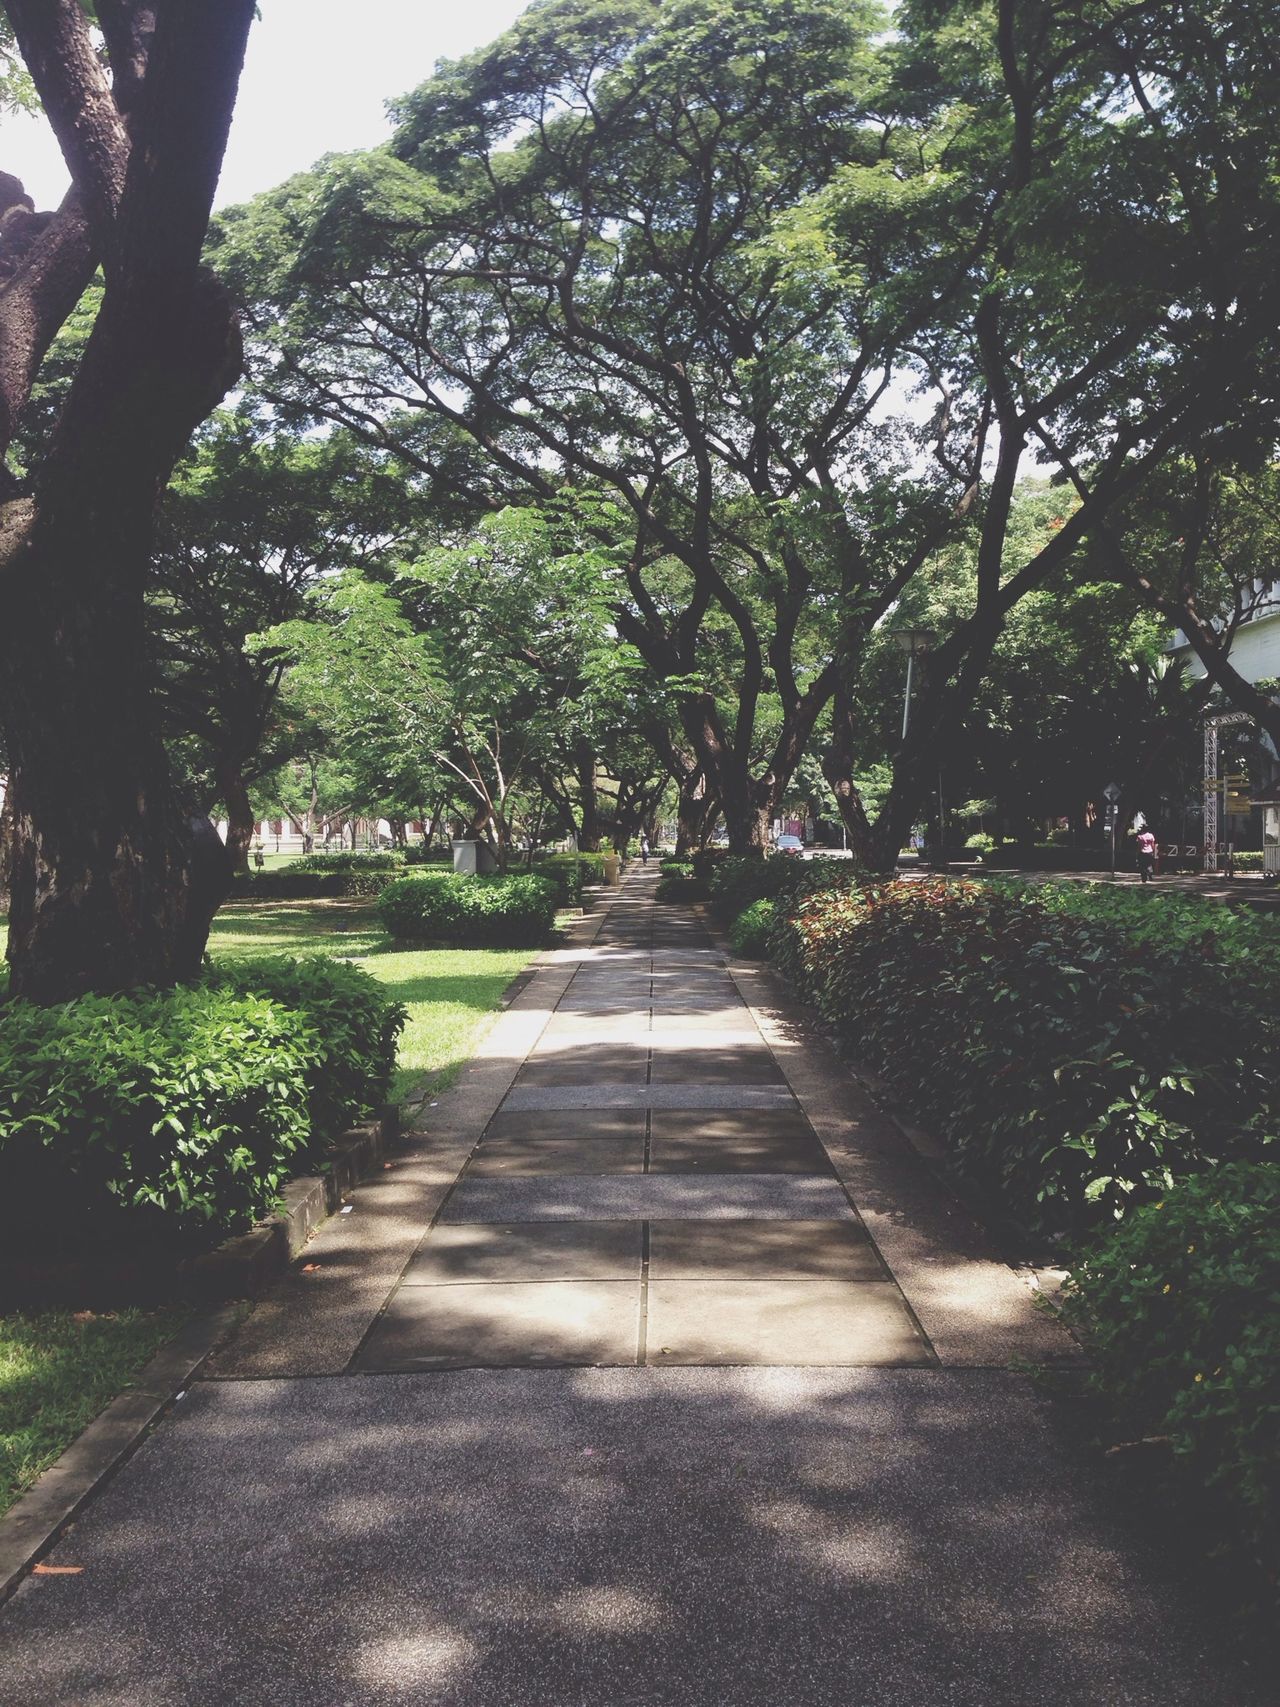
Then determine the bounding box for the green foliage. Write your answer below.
[529,854,582,906]
[238,852,406,899]
[729,899,779,958]
[208,956,405,1136]
[1,1307,190,1518]
[377,872,559,947]
[706,853,853,920]
[964,832,996,857]
[0,986,315,1243]
[0,961,403,1249]
[772,880,1279,1237]
[656,868,707,902]
[528,851,609,904]
[1064,1164,1280,1589]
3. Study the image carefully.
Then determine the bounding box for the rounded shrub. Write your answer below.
[771,879,1280,1237]
[239,851,406,900]
[377,871,559,946]
[729,899,778,958]
[1064,1163,1280,1590]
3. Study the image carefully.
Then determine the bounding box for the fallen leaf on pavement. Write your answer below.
[33,1564,84,1575]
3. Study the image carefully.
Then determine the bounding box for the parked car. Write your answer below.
[775,833,804,855]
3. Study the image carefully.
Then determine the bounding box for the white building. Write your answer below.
[1171,583,1280,872]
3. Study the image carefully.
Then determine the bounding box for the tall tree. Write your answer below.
[0,0,256,1000]
[152,413,419,872]
[214,0,980,855]
[837,0,1280,863]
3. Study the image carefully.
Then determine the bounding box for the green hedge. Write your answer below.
[529,851,609,904]
[770,879,1279,1238]
[729,898,778,958]
[706,853,853,921]
[656,865,706,902]
[377,871,559,946]
[209,955,404,1136]
[0,960,404,1253]
[238,852,407,900]
[1064,1163,1280,1593]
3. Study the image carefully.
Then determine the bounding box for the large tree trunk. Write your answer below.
[0,0,257,1001]
[215,755,255,877]
[821,681,876,865]
[673,781,709,856]
[576,746,603,851]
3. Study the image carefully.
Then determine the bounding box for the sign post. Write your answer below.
[1103,783,1121,876]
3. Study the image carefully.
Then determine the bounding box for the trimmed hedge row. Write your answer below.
[1065,1163,1280,1594]
[377,871,559,947]
[761,876,1280,1601]
[768,879,1279,1238]
[0,958,406,1251]
[237,851,407,900]
[706,853,855,922]
[728,898,778,957]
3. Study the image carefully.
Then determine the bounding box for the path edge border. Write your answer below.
[0,1302,241,1604]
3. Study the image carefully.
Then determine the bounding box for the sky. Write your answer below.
[3,0,532,211]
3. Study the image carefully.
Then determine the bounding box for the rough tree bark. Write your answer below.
[0,0,255,1001]
[214,754,255,877]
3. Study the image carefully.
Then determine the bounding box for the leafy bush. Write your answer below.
[1231,851,1264,872]
[209,956,405,1135]
[377,871,558,946]
[1064,1163,1280,1588]
[964,832,996,858]
[0,959,405,1254]
[0,986,316,1244]
[656,867,707,902]
[706,853,855,922]
[771,879,1279,1237]
[729,899,778,958]
[239,851,406,899]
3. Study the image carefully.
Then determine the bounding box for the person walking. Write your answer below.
[1136,826,1157,882]
[640,833,650,866]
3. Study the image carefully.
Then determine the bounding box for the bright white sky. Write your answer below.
[2,0,532,211]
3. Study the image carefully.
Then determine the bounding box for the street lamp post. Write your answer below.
[888,626,937,861]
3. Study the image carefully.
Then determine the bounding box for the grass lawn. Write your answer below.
[206,896,538,1101]
[0,1307,189,1517]
[1,897,540,1103]
[0,897,539,1515]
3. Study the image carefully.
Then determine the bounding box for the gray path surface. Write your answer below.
[0,868,1261,1704]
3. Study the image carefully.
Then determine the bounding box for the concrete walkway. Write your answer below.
[0,869,1262,1704]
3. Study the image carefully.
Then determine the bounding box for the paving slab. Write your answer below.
[352,1281,642,1371]
[482,1108,647,1143]
[649,1049,784,1085]
[648,1219,883,1280]
[443,1173,857,1223]
[648,1126,832,1174]
[513,1051,649,1087]
[467,1134,646,1176]
[402,1222,645,1284]
[1,1370,1259,1707]
[501,1083,796,1112]
[645,1279,931,1366]
[650,1107,815,1143]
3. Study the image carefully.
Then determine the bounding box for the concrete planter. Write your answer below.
[180,1104,401,1301]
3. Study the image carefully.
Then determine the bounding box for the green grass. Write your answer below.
[206,897,536,1100]
[0,1307,189,1516]
[1,896,537,1101]
[0,897,537,1503]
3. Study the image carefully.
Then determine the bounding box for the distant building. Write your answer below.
[1171,583,1280,872]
